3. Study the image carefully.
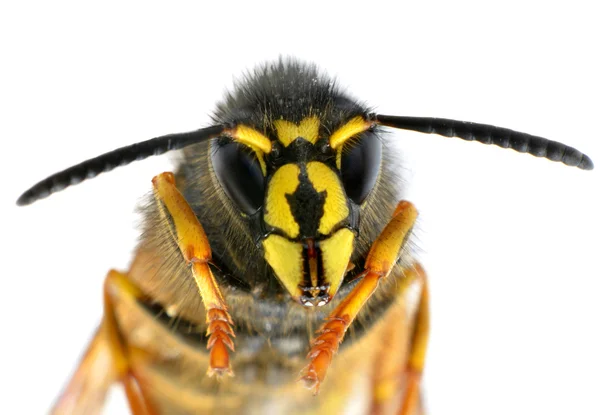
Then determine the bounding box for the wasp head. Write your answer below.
[207,60,383,307]
[211,111,381,307]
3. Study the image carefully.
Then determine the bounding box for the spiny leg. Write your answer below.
[300,201,418,393]
[52,270,157,415]
[152,172,235,377]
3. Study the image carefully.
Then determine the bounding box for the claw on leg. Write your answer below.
[204,305,235,377]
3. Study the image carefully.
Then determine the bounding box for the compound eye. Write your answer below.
[211,141,265,215]
[340,131,382,204]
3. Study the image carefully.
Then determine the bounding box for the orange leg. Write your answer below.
[52,270,157,415]
[152,172,235,376]
[123,372,157,415]
[397,264,429,415]
[51,325,117,415]
[300,201,418,393]
[368,264,428,415]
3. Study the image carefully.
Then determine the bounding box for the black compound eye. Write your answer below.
[340,131,382,204]
[211,141,265,215]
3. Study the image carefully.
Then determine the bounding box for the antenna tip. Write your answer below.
[579,154,594,170]
[16,187,49,206]
[16,193,32,206]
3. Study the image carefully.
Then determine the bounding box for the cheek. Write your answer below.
[319,228,355,297]
[262,234,304,298]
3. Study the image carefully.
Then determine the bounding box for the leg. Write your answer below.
[300,201,418,393]
[398,264,429,415]
[152,172,235,376]
[368,264,428,415]
[52,271,157,415]
[51,326,117,415]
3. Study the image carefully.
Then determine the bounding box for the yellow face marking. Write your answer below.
[306,162,349,235]
[264,164,301,238]
[274,116,320,147]
[262,234,304,298]
[329,116,372,150]
[336,145,343,170]
[248,146,267,176]
[320,228,355,298]
[232,125,272,153]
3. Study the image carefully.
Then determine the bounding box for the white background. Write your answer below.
[2,1,599,414]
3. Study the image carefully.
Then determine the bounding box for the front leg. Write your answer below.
[152,172,235,377]
[300,201,418,393]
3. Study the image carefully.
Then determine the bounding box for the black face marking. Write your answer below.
[286,137,314,161]
[285,165,326,239]
[268,137,335,171]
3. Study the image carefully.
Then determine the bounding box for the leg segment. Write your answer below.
[398,264,429,415]
[300,201,418,393]
[51,326,118,415]
[104,271,158,415]
[152,172,235,377]
[52,271,157,415]
[368,264,428,415]
[123,373,157,415]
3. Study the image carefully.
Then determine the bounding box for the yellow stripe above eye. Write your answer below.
[232,125,272,154]
[248,147,267,176]
[329,116,372,150]
[274,116,320,147]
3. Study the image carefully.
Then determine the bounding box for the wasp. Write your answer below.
[18,59,593,415]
